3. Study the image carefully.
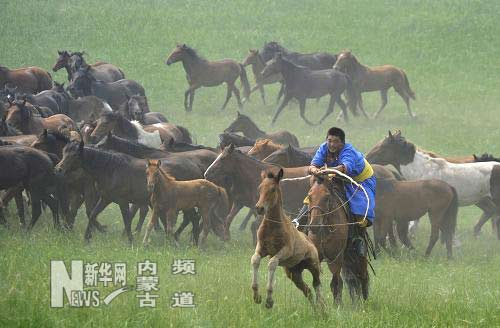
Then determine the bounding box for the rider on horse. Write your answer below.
[293,127,376,256]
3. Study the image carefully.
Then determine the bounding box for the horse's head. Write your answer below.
[165,44,190,65]
[242,49,259,67]
[55,140,84,175]
[261,53,284,78]
[79,120,96,144]
[146,159,163,193]
[53,50,71,72]
[31,129,70,156]
[67,66,93,98]
[255,168,283,215]
[307,174,338,234]
[333,50,357,72]
[224,111,251,133]
[261,41,284,62]
[5,99,32,132]
[204,143,238,185]
[90,111,119,144]
[366,130,416,167]
[248,139,281,160]
[127,95,149,122]
[70,52,87,70]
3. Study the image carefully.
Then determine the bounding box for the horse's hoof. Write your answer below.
[265,298,274,309]
[254,294,262,304]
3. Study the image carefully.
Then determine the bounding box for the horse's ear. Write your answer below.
[395,129,401,137]
[276,168,284,182]
[156,159,161,167]
[388,130,393,139]
[57,50,62,55]
[260,170,267,180]
[43,129,48,137]
[227,143,235,153]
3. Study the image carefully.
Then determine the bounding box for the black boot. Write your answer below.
[292,204,309,227]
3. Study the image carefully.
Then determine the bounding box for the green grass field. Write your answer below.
[1,0,500,327]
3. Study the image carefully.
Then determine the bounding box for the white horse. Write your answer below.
[367,131,500,236]
[130,121,162,148]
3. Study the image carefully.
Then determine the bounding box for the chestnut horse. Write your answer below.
[251,169,324,309]
[0,65,52,94]
[241,49,283,104]
[165,44,250,112]
[374,178,458,259]
[5,100,76,135]
[333,50,416,119]
[145,159,229,248]
[248,139,283,160]
[224,112,300,147]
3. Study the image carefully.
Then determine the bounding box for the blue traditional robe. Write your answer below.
[311,142,376,222]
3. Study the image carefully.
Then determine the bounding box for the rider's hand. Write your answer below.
[309,166,320,175]
[358,218,369,228]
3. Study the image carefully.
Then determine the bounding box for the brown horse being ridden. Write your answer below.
[241,49,283,104]
[248,139,283,160]
[224,112,300,147]
[374,178,458,259]
[0,65,52,94]
[306,173,369,304]
[165,44,251,112]
[251,169,325,309]
[5,100,76,135]
[145,159,229,248]
[333,50,416,119]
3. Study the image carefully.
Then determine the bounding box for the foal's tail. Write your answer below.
[401,70,416,100]
[440,187,458,244]
[239,64,251,100]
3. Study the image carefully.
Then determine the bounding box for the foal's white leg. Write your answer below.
[142,208,158,246]
[251,243,263,304]
[265,247,287,309]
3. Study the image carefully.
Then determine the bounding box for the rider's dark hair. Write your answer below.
[326,127,345,143]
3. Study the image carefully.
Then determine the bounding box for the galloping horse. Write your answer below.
[260,41,337,69]
[262,53,353,125]
[224,112,300,147]
[366,131,500,240]
[241,49,283,104]
[144,159,229,248]
[374,178,458,259]
[165,44,250,112]
[0,65,52,94]
[251,169,324,309]
[333,50,416,119]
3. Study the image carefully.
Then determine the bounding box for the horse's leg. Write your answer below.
[27,191,42,231]
[224,202,244,240]
[13,191,26,227]
[219,83,234,111]
[265,247,287,308]
[143,207,159,246]
[307,260,325,307]
[232,83,243,109]
[424,218,440,257]
[259,85,266,105]
[336,95,349,123]
[473,198,495,236]
[184,88,190,112]
[199,206,212,249]
[394,86,416,118]
[250,216,261,246]
[372,89,388,119]
[119,202,133,243]
[285,268,313,305]
[271,93,292,126]
[357,94,370,118]
[41,194,60,230]
[298,98,316,126]
[396,221,414,249]
[251,242,263,304]
[85,197,111,242]
[239,208,255,231]
[276,83,285,104]
[328,262,343,305]
[372,219,385,253]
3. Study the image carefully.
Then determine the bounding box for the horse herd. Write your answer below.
[1,42,499,306]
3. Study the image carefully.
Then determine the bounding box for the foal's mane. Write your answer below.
[182,45,207,62]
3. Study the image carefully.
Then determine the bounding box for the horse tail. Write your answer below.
[344,74,358,115]
[176,125,192,144]
[210,185,229,236]
[402,71,415,100]
[239,64,251,100]
[440,186,458,244]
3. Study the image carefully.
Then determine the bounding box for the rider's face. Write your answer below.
[326,135,343,153]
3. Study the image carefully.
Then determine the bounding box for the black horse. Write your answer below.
[260,41,337,70]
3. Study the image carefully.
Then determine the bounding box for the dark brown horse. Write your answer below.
[307,174,369,304]
[262,53,354,125]
[68,66,144,110]
[52,50,125,82]
[165,44,250,112]
[333,50,416,119]
[224,112,300,147]
[263,144,313,168]
[374,178,458,259]
[5,100,76,135]
[241,49,283,104]
[218,132,255,150]
[0,65,52,94]
[251,169,324,309]
[118,95,168,124]
[260,41,337,70]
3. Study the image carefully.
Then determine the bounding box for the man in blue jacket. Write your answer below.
[293,127,376,256]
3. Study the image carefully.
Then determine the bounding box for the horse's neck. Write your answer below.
[280,60,302,84]
[241,121,265,139]
[252,56,266,76]
[64,65,73,80]
[115,116,138,139]
[264,197,286,223]
[81,147,115,178]
[181,55,207,77]
[350,60,369,81]
[109,136,150,157]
